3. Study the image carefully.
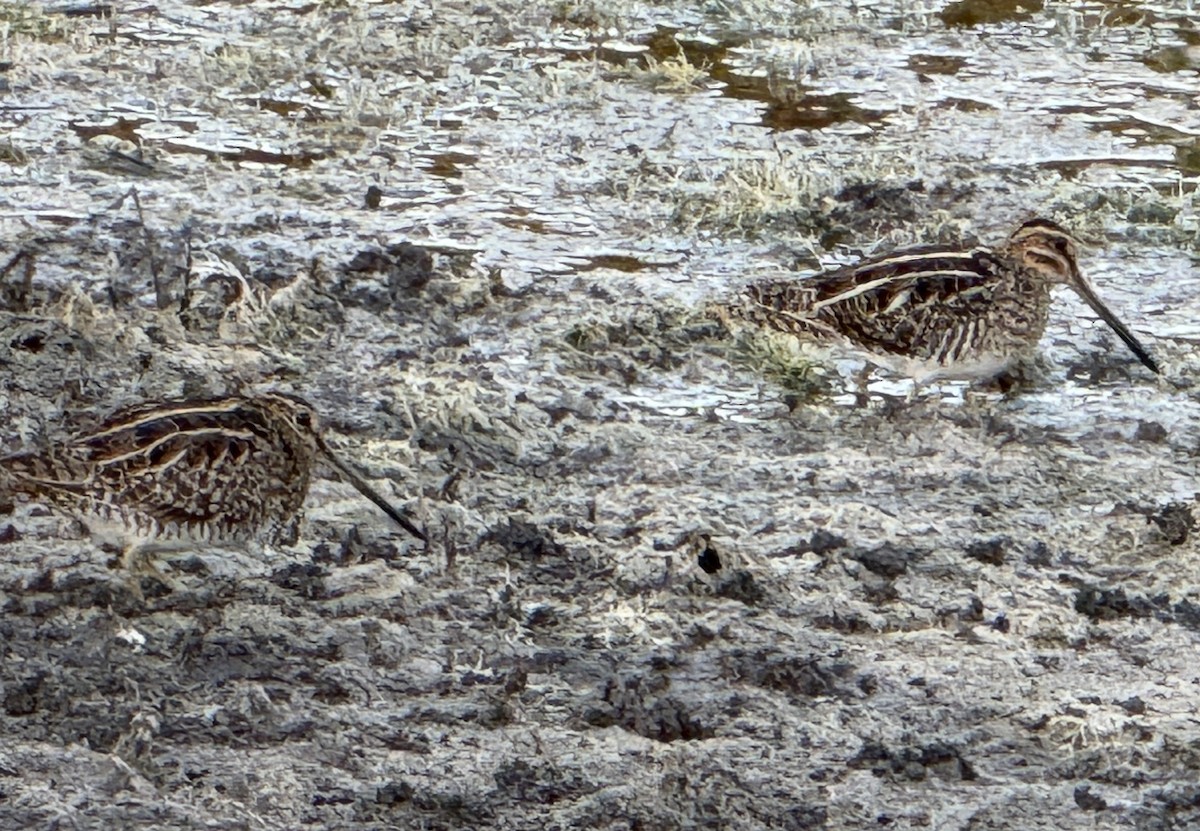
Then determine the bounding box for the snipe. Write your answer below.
[0,392,427,550]
[733,218,1160,384]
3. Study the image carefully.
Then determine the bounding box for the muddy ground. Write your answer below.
[1,1,1200,829]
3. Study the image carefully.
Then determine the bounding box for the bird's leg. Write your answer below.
[116,540,182,604]
[852,362,874,408]
[118,541,153,573]
[906,376,925,404]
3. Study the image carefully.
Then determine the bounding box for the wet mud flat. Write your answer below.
[1,0,1200,828]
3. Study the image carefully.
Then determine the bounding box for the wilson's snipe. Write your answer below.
[0,392,427,548]
[734,218,1160,383]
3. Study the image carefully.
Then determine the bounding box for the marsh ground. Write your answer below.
[1,1,1200,828]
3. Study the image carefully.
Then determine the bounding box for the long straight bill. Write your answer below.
[317,441,428,543]
[1072,274,1160,375]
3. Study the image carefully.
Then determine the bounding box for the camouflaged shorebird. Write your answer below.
[0,392,427,550]
[735,218,1160,383]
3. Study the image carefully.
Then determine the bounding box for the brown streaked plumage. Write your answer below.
[736,218,1159,383]
[0,392,427,547]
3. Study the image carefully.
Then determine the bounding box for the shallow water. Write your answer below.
[1,1,1200,829]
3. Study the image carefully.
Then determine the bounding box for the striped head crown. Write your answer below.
[1005,218,1081,285]
[1006,217,1159,375]
[257,392,324,450]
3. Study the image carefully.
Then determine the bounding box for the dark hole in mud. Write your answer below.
[697,540,721,573]
[13,333,44,353]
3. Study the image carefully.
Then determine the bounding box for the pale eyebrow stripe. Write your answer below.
[84,400,248,440]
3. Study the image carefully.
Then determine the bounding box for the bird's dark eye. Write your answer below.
[295,411,313,429]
